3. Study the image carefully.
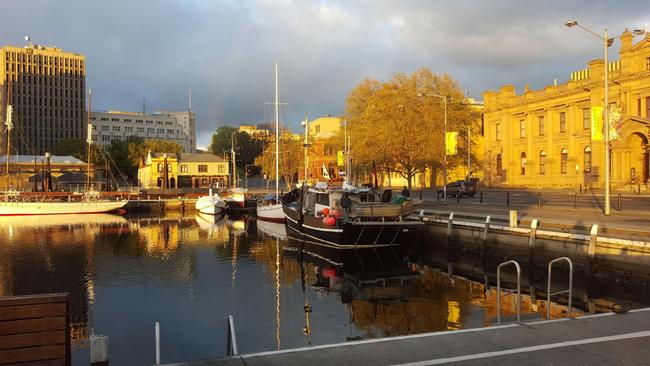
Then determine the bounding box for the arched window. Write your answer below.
[521,152,527,175]
[560,148,568,174]
[584,146,592,173]
[157,163,163,172]
[496,154,502,177]
[540,151,546,175]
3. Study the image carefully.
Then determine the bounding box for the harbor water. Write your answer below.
[1,212,649,365]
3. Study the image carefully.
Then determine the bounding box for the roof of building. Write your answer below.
[0,155,86,164]
[179,153,225,162]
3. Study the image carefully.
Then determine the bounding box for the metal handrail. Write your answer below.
[547,257,573,320]
[226,315,239,356]
[497,260,521,324]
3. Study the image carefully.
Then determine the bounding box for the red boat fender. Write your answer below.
[324,216,336,226]
[330,209,341,219]
[322,207,330,216]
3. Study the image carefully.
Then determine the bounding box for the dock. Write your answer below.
[163,308,650,365]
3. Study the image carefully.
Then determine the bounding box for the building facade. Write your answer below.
[483,30,650,189]
[138,152,229,189]
[1,43,86,155]
[158,110,196,152]
[90,110,193,152]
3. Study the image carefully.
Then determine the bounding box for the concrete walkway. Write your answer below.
[162,308,650,366]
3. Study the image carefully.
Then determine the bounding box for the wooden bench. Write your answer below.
[0,293,70,366]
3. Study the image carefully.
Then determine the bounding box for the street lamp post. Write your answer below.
[565,21,646,215]
[418,93,448,205]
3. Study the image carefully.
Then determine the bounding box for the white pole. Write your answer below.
[303,116,309,184]
[274,62,279,197]
[467,124,471,178]
[443,97,448,205]
[604,28,610,216]
[155,322,160,365]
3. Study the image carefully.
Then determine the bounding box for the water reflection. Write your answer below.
[0,213,648,365]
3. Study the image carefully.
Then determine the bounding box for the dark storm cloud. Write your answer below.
[1,0,648,147]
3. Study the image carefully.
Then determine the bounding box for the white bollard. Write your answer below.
[509,210,518,228]
[90,334,109,365]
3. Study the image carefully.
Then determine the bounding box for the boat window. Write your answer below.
[316,193,329,206]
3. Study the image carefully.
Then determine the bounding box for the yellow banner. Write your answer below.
[609,106,622,141]
[445,131,458,155]
[591,106,603,141]
[337,151,344,166]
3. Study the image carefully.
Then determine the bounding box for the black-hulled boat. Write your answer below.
[281,184,423,249]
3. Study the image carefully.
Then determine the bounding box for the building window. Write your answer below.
[180,164,188,173]
[519,120,525,138]
[218,165,224,173]
[560,148,568,174]
[315,125,320,134]
[559,112,566,132]
[101,135,110,142]
[111,118,119,122]
[539,116,544,136]
[125,127,132,132]
[583,108,590,130]
[137,127,144,132]
[198,164,208,173]
[496,154,502,177]
[157,128,164,133]
[647,97,650,118]
[157,163,163,172]
[495,123,501,141]
[147,128,154,133]
[646,57,650,70]
[101,125,109,131]
[584,146,592,173]
[540,151,546,175]
[520,152,526,175]
[113,126,120,131]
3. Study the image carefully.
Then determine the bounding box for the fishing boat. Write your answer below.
[195,188,226,215]
[256,63,284,222]
[281,184,423,249]
[0,89,127,216]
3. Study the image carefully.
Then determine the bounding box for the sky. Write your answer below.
[1,0,649,148]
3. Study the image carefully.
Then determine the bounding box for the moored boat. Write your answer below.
[0,198,127,216]
[195,189,226,215]
[281,184,423,249]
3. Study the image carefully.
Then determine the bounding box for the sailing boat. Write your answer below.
[256,62,284,222]
[195,188,226,215]
[0,88,127,216]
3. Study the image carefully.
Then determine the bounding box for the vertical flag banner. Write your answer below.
[337,150,345,166]
[609,106,622,141]
[445,131,458,155]
[591,106,603,141]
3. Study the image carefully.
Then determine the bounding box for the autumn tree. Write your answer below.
[255,131,304,191]
[346,68,480,190]
[127,139,184,168]
[210,125,265,167]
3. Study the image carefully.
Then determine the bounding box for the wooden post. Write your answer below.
[509,210,518,228]
[482,216,491,243]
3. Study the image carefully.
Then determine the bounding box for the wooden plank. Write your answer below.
[0,330,66,350]
[0,317,67,336]
[0,294,68,307]
[0,303,67,321]
[0,345,66,364]
[9,360,66,366]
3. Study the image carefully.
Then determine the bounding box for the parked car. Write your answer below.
[437,180,477,198]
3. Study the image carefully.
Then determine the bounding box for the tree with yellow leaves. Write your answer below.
[346,68,480,190]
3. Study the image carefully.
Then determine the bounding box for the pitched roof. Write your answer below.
[179,153,225,162]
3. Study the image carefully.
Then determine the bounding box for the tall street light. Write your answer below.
[418,93,448,205]
[565,21,645,215]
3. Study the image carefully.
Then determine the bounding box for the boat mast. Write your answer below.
[274,62,279,198]
[85,88,93,191]
[4,76,13,190]
[302,115,309,185]
[231,134,237,188]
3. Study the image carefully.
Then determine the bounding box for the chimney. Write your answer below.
[587,59,605,80]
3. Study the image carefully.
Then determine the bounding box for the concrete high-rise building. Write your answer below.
[158,110,196,152]
[90,110,192,152]
[1,42,86,155]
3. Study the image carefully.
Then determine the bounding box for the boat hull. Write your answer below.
[0,200,128,216]
[256,203,285,223]
[282,205,415,249]
[195,196,226,215]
